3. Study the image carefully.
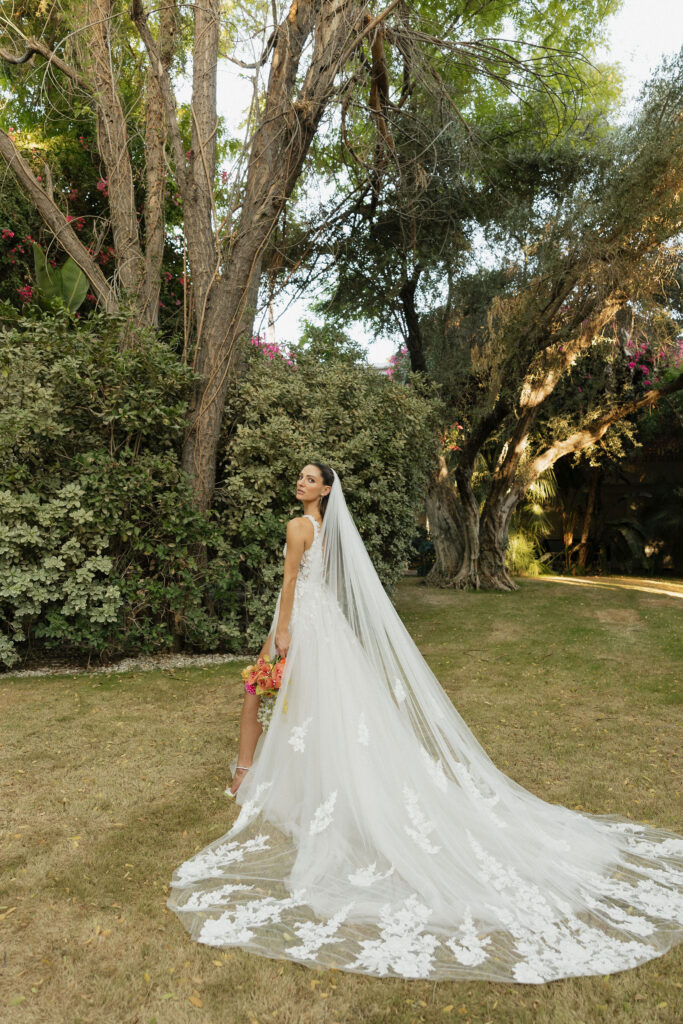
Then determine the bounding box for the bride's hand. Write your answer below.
[275,628,291,658]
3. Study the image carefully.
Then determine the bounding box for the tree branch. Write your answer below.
[130,0,188,194]
[0,35,88,90]
[526,371,683,484]
[0,128,118,311]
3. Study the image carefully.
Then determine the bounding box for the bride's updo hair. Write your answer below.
[308,461,335,518]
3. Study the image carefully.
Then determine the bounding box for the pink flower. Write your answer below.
[17,284,33,302]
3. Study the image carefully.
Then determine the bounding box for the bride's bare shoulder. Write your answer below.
[285,516,314,536]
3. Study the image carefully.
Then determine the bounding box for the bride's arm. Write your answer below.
[274,518,307,656]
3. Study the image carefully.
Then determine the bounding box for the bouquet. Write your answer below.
[242,653,287,732]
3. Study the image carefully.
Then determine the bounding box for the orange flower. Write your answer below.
[242,653,290,697]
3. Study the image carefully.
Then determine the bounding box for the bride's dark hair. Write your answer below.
[307,461,335,518]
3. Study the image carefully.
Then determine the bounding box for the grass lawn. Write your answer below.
[1,577,682,1024]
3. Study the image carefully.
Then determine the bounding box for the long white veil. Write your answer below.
[320,468,545,811]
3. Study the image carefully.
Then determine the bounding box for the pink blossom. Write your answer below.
[17,284,33,302]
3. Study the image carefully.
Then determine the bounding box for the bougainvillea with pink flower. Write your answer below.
[250,334,297,367]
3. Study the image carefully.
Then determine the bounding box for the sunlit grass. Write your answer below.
[1,578,681,1023]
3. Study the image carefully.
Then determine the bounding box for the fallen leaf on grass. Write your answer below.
[8,996,26,1006]
[189,991,203,1008]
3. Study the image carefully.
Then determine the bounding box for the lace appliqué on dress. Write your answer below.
[445,908,492,967]
[288,716,313,753]
[173,833,271,886]
[403,784,441,855]
[348,862,396,887]
[284,902,356,960]
[198,888,309,947]
[309,791,338,835]
[346,893,440,978]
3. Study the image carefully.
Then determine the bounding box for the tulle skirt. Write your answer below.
[167,583,683,982]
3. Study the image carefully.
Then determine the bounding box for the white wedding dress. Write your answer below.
[168,510,683,982]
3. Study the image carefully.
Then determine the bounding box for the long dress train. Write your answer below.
[167,513,683,982]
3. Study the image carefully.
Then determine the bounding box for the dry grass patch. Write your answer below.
[1,578,681,1023]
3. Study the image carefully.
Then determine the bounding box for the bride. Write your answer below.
[168,462,683,982]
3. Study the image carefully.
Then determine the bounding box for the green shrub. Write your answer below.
[0,310,444,666]
[0,308,240,666]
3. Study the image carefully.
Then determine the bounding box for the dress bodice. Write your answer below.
[283,514,324,606]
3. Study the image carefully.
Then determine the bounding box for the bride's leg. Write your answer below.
[227,692,263,794]
[227,633,272,794]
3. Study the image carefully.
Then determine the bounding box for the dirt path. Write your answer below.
[534,574,683,599]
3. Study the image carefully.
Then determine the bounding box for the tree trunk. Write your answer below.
[477,410,538,590]
[424,457,483,589]
[179,0,367,511]
[424,462,464,583]
[399,267,427,373]
[577,466,600,568]
[562,505,578,571]
[478,489,520,591]
[181,257,261,511]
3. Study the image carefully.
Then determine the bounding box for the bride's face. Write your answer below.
[296,465,329,503]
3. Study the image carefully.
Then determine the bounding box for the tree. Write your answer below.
[425,56,683,589]
[0,0,614,515]
[304,50,683,589]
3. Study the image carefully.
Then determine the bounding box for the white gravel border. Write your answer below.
[5,651,250,679]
